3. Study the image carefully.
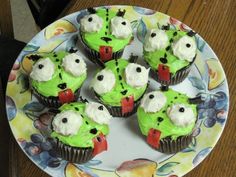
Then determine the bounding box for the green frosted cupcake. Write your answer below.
[137,88,198,153]
[143,27,197,85]
[29,51,87,107]
[79,7,133,66]
[51,101,111,163]
[91,58,149,117]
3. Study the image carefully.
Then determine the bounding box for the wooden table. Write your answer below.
[2,0,235,176]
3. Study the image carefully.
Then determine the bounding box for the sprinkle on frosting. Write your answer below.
[62,53,87,77]
[144,29,169,52]
[80,14,103,33]
[125,63,149,87]
[52,110,83,136]
[172,35,197,62]
[167,103,195,127]
[92,69,116,94]
[85,102,112,124]
[140,91,167,113]
[111,16,132,39]
[30,58,55,82]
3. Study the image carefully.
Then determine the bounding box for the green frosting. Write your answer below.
[31,51,86,97]
[51,102,109,148]
[137,89,197,140]
[81,8,132,52]
[95,59,147,106]
[143,30,193,75]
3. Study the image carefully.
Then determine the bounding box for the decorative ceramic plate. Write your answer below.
[6,5,229,177]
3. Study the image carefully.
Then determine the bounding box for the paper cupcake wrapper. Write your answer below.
[94,92,144,118]
[80,33,124,67]
[149,56,196,85]
[55,139,93,164]
[32,88,81,108]
[157,134,193,154]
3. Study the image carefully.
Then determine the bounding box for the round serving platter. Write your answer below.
[5,5,229,177]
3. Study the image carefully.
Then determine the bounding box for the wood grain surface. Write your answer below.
[7,0,236,176]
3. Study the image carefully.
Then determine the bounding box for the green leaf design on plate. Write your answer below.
[17,73,29,93]
[157,162,180,175]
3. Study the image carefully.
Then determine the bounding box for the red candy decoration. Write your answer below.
[92,133,107,156]
[99,46,113,61]
[147,128,161,148]
[121,95,134,115]
[58,89,75,104]
[158,64,170,82]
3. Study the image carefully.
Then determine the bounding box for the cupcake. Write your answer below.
[91,58,149,117]
[143,27,197,85]
[29,51,87,107]
[79,7,133,66]
[51,101,111,163]
[137,88,199,153]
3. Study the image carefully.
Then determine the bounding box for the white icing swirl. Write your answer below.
[85,102,112,124]
[140,91,167,113]
[167,103,195,127]
[80,14,103,33]
[172,36,197,62]
[125,63,149,87]
[144,29,169,52]
[52,110,83,136]
[111,16,132,39]
[62,53,87,77]
[92,69,116,94]
[30,58,55,82]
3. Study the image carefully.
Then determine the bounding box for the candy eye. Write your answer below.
[92,69,116,94]
[80,14,103,33]
[52,110,83,136]
[140,91,167,113]
[144,29,169,52]
[85,102,112,124]
[62,53,87,77]
[125,63,149,87]
[30,58,55,82]
[167,104,195,127]
[111,16,132,39]
[172,36,197,62]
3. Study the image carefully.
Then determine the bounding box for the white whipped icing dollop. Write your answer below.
[30,58,55,82]
[92,69,116,94]
[125,63,149,87]
[172,36,197,62]
[140,91,167,113]
[85,102,112,125]
[62,53,87,77]
[144,29,169,52]
[80,14,103,33]
[167,103,195,127]
[111,16,132,39]
[52,110,83,136]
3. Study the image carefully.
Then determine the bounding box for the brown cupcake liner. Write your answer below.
[55,139,94,164]
[157,134,193,154]
[148,56,196,85]
[94,91,145,118]
[32,88,81,108]
[80,33,124,67]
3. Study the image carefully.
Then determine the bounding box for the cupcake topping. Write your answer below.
[167,103,195,127]
[30,58,55,82]
[144,29,169,52]
[80,14,103,33]
[85,102,112,125]
[172,36,197,62]
[111,16,132,39]
[62,53,87,77]
[92,69,116,94]
[140,91,167,113]
[52,110,83,136]
[125,63,149,87]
